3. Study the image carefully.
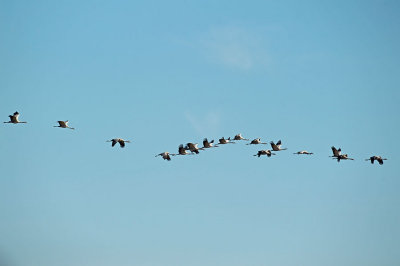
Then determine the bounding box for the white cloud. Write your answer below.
[184,111,221,137]
[200,26,269,70]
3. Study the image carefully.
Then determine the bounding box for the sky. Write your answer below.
[1,0,400,265]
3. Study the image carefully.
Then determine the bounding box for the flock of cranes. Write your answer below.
[153,132,387,165]
[4,111,388,165]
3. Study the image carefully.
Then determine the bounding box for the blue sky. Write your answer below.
[1,0,400,265]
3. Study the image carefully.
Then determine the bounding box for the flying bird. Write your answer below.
[294,151,313,155]
[202,138,217,149]
[233,133,249,141]
[185,143,203,154]
[365,156,387,165]
[254,150,276,157]
[4,111,27,124]
[54,120,74,130]
[334,154,354,162]
[331,146,342,157]
[178,144,191,155]
[218,137,235,145]
[106,138,131,148]
[247,138,268,145]
[270,140,287,151]
[156,152,175,161]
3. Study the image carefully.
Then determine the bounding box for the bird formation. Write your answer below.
[4,111,388,165]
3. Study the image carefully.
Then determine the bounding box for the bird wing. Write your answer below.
[270,142,277,150]
[331,146,340,157]
[118,140,125,147]
[112,139,118,147]
[187,143,195,150]
[203,139,208,147]
[178,145,185,154]
[58,121,66,127]
[276,140,282,149]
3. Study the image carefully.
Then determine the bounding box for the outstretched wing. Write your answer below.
[331,146,341,157]
[119,140,126,148]
[178,144,185,154]
[270,141,277,150]
[112,139,118,147]
[58,121,67,127]
[203,138,208,146]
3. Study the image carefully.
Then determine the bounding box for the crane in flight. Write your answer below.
[247,138,268,145]
[54,120,74,130]
[202,138,217,149]
[270,140,287,151]
[254,150,276,158]
[156,152,175,161]
[4,111,27,124]
[294,150,313,155]
[233,133,249,141]
[365,156,387,165]
[107,138,131,148]
[218,137,235,145]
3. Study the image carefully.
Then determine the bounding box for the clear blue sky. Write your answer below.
[1,0,400,265]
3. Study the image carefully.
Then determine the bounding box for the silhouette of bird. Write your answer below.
[294,150,313,155]
[107,138,131,148]
[156,152,175,161]
[218,137,235,145]
[330,146,342,157]
[365,156,387,165]
[54,120,74,130]
[202,138,217,149]
[185,143,203,154]
[334,154,354,162]
[247,138,268,145]
[254,150,276,157]
[4,111,27,124]
[270,140,287,151]
[233,133,249,141]
[178,144,191,155]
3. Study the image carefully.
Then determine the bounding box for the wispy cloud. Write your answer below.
[184,111,221,137]
[200,26,269,70]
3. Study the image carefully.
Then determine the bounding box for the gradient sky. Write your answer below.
[1,0,400,265]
